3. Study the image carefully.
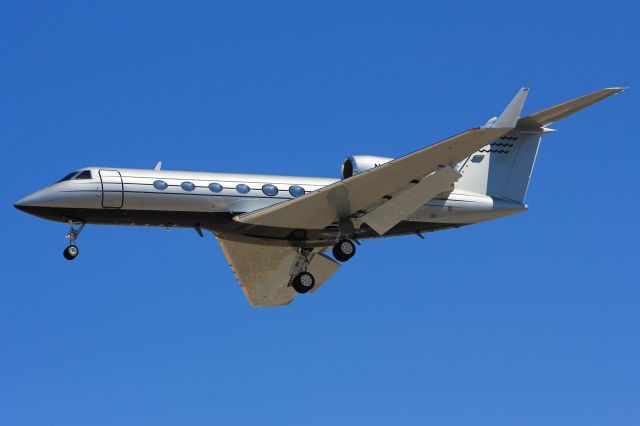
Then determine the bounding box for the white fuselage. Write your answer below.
[15,166,526,245]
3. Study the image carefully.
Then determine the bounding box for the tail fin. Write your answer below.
[455,87,625,202]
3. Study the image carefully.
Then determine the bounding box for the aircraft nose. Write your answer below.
[14,196,32,211]
[13,200,26,212]
[14,189,49,212]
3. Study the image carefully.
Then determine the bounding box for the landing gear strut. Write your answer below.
[332,239,356,262]
[63,220,85,261]
[289,247,316,294]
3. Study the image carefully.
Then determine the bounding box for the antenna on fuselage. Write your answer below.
[154,161,162,171]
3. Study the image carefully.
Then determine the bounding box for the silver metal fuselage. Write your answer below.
[14,167,526,246]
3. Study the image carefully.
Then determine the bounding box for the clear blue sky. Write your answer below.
[1,1,639,425]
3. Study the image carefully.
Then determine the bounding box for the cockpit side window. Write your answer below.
[57,172,78,183]
[74,170,92,180]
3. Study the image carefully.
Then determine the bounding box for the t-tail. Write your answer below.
[455,87,625,203]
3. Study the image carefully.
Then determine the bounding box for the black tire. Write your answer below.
[63,245,79,260]
[292,272,315,294]
[332,239,356,262]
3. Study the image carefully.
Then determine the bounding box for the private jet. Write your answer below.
[14,87,623,306]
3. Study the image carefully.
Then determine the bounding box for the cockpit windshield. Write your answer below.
[57,172,78,182]
[56,170,92,183]
[75,170,92,179]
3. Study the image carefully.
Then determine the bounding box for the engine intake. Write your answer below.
[341,155,393,179]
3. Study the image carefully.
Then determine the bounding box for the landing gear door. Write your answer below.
[99,169,124,208]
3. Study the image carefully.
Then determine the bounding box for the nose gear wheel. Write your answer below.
[63,245,79,260]
[63,220,85,260]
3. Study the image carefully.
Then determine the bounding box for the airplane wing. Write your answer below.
[216,235,340,307]
[235,88,529,231]
[515,87,624,130]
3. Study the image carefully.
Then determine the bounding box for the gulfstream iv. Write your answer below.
[15,88,623,306]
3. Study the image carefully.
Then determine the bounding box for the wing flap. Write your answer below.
[354,165,461,235]
[308,253,341,293]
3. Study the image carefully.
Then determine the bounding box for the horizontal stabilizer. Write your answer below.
[516,87,625,130]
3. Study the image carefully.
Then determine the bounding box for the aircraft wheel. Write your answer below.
[63,245,79,260]
[292,272,315,294]
[332,239,356,262]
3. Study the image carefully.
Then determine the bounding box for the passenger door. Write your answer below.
[99,169,124,208]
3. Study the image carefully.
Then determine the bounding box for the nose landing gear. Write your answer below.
[63,220,85,261]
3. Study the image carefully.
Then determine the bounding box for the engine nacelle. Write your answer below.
[340,155,394,179]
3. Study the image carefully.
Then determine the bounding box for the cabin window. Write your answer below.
[181,181,196,191]
[262,184,278,196]
[153,180,168,190]
[236,184,250,194]
[74,170,92,179]
[209,183,223,193]
[289,185,305,197]
[57,172,78,183]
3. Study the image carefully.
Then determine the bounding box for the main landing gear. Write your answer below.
[290,248,316,294]
[291,271,316,294]
[289,239,357,295]
[63,220,85,261]
[332,239,356,262]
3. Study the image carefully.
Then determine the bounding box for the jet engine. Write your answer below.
[340,155,393,179]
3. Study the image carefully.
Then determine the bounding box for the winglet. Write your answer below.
[492,87,529,129]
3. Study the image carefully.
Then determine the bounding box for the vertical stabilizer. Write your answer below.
[455,87,624,202]
[455,131,541,202]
